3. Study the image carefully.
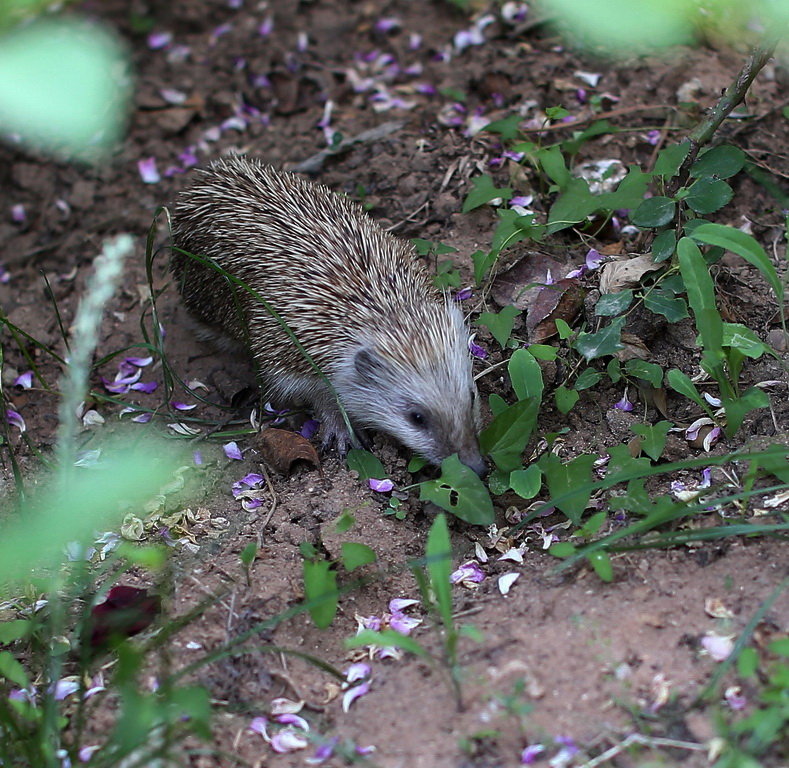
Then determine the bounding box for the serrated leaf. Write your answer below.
[462,174,513,213]
[419,455,494,525]
[652,229,676,262]
[509,464,542,499]
[508,348,544,401]
[631,196,676,228]
[341,542,377,572]
[573,316,625,361]
[555,385,580,414]
[684,178,733,214]
[478,305,520,348]
[643,289,689,322]
[690,223,784,302]
[346,449,386,481]
[596,290,633,316]
[690,145,745,180]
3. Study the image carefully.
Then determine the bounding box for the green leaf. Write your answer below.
[426,514,453,630]
[722,387,770,437]
[549,542,576,558]
[347,628,429,658]
[598,166,650,210]
[574,367,602,391]
[334,510,355,532]
[407,455,429,473]
[508,348,544,401]
[526,344,557,361]
[472,249,497,285]
[546,177,598,234]
[538,452,597,524]
[737,646,759,677]
[487,468,510,496]
[509,465,542,499]
[631,420,672,460]
[587,551,613,582]
[690,223,785,302]
[573,316,625,361]
[643,289,689,322]
[666,368,708,411]
[419,455,494,525]
[479,399,539,472]
[0,620,31,644]
[341,542,377,572]
[303,559,338,629]
[462,174,513,213]
[412,238,457,256]
[555,386,579,414]
[578,510,607,537]
[491,209,544,254]
[482,114,522,141]
[607,358,622,383]
[488,393,508,418]
[537,145,571,188]
[346,449,386,481]
[653,140,690,177]
[0,650,29,687]
[596,290,633,316]
[690,145,745,180]
[631,196,676,228]
[684,178,733,214]
[677,237,724,371]
[478,305,520,348]
[722,323,771,358]
[555,318,573,339]
[239,542,257,568]
[651,229,677,262]
[623,360,664,388]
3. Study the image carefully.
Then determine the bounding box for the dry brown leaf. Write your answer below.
[254,428,320,474]
[491,251,569,310]
[615,332,651,361]
[526,278,585,343]
[599,254,662,294]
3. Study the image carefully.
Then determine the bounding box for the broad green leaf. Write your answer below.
[578,510,607,537]
[595,290,633,316]
[412,239,457,256]
[346,449,386,481]
[690,145,745,180]
[555,385,579,414]
[598,166,650,210]
[549,542,576,558]
[623,360,664,388]
[488,393,508,418]
[631,196,676,228]
[487,468,510,496]
[631,420,672,460]
[426,514,453,629]
[479,399,539,473]
[653,140,691,177]
[509,464,542,499]
[587,551,613,582]
[684,178,733,214]
[478,305,520,348]
[334,510,355,532]
[573,316,625,361]
[537,145,571,187]
[722,387,770,438]
[643,289,689,322]
[0,620,31,644]
[737,647,759,677]
[491,209,544,255]
[546,177,598,234]
[472,249,497,285]
[0,650,29,687]
[561,119,614,155]
[538,452,597,524]
[462,174,513,212]
[607,358,622,383]
[652,229,676,262]
[691,223,784,302]
[605,444,652,486]
[482,114,522,141]
[666,368,708,411]
[240,542,257,568]
[0,19,131,161]
[509,348,544,401]
[722,323,771,358]
[526,344,557,361]
[341,542,377,572]
[419,455,494,525]
[574,367,602,391]
[303,559,338,628]
[555,318,573,339]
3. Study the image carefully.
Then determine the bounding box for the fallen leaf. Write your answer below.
[491,251,569,310]
[526,278,585,343]
[90,586,161,650]
[254,428,320,474]
[599,254,662,294]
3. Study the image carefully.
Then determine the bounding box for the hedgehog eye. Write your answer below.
[408,410,428,429]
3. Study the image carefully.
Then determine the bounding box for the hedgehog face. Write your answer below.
[336,308,486,476]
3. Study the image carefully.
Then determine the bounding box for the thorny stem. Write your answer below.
[669,38,780,195]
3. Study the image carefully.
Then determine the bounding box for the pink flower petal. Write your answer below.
[342,681,370,712]
[131,412,152,424]
[138,157,160,184]
[13,371,33,389]
[249,716,269,738]
[450,561,485,584]
[130,381,157,394]
[171,401,197,411]
[614,390,634,412]
[369,478,394,493]
[701,633,733,662]
[223,441,243,460]
[498,572,520,595]
[271,729,309,753]
[389,598,419,613]
[345,662,370,683]
[521,744,545,764]
[11,204,25,223]
[6,409,25,432]
[275,713,309,731]
[147,31,172,50]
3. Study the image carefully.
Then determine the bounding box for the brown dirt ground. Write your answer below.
[1,1,788,766]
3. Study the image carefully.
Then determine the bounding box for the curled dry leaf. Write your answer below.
[254,428,320,474]
[491,251,569,310]
[526,278,585,343]
[598,254,662,295]
[614,332,651,361]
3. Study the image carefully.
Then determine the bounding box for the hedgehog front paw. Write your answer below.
[316,412,368,456]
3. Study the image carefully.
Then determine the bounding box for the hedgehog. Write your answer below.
[170,155,486,476]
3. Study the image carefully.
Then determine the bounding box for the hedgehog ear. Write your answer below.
[354,347,388,384]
